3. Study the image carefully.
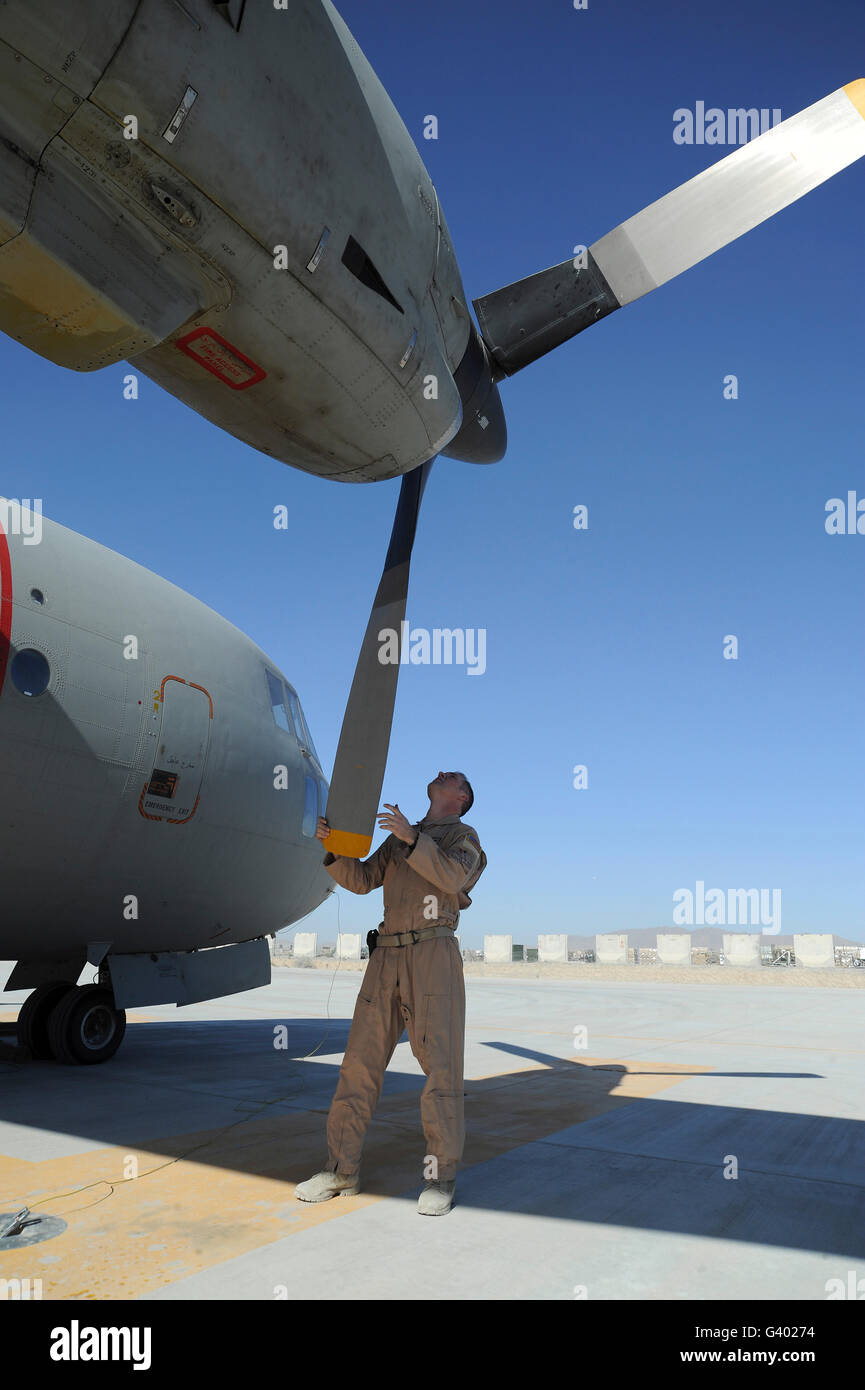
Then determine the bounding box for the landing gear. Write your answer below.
[46,985,126,1065]
[17,982,126,1064]
[15,982,75,1060]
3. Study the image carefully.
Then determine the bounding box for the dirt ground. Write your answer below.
[272,957,865,987]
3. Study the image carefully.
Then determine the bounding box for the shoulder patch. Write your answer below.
[461,833,480,853]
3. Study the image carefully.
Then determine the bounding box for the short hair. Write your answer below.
[456,773,473,815]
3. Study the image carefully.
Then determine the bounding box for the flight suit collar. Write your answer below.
[417,812,461,829]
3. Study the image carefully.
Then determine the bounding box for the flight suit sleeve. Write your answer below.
[322,837,393,894]
[404,828,482,894]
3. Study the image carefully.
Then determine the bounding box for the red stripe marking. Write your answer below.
[0,520,12,699]
[175,326,267,390]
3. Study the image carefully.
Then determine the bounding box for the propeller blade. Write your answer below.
[474,79,865,377]
[323,459,433,858]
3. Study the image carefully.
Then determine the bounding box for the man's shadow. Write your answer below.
[1,1015,855,1257]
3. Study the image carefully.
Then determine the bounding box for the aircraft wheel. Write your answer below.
[16,982,75,1059]
[47,985,126,1065]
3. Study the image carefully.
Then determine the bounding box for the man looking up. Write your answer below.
[295,771,484,1216]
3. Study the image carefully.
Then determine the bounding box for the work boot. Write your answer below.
[418,1179,455,1215]
[295,1170,360,1202]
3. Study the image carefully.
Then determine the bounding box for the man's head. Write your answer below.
[427,770,473,817]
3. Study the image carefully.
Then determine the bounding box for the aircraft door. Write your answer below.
[139,676,213,824]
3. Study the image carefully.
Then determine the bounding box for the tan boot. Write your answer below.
[418,1179,455,1215]
[295,1170,360,1202]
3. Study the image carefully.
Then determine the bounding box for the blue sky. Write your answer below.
[4,0,863,945]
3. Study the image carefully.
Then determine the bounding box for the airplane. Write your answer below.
[0,2,863,1062]
[0,499,333,1064]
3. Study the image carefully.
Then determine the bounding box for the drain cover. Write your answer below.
[0,1210,67,1250]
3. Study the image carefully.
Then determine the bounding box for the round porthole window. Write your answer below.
[10,648,50,697]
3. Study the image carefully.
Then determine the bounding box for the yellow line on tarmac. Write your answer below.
[0,1053,706,1298]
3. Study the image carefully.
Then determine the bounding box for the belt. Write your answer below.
[376,926,455,948]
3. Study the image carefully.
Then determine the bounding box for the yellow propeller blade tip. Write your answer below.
[843,79,865,120]
[323,829,373,859]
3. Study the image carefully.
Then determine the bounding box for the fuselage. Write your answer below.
[0,502,332,960]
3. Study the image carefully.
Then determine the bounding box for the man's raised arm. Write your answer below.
[317,817,393,894]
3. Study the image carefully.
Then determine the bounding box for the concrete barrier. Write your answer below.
[595,933,628,964]
[484,935,512,963]
[657,933,692,965]
[793,934,835,968]
[722,933,760,967]
[294,932,317,959]
[538,934,568,963]
[337,933,361,960]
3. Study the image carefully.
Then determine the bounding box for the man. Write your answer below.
[295,771,484,1216]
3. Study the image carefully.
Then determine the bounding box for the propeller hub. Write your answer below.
[440,327,507,465]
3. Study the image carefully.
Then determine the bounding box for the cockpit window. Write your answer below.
[266,669,294,735]
[301,775,318,837]
[286,686,319,763]
[267,667,321,765]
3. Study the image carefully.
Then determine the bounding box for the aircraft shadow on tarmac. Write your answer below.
[1,1016,861,1259]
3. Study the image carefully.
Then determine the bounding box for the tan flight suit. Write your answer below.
[321,813,483,1182]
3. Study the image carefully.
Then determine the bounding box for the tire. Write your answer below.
[16,982,75,1059]
[46,985,126,1065]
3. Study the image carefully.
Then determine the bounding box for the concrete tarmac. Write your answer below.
[1,963,863,1300]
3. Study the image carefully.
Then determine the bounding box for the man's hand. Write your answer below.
[315,816,330,844]
[376,803,416,845]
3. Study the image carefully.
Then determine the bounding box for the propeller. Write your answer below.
[321,80,865,857]
[322,458,433,857]
[473,80,865,378]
